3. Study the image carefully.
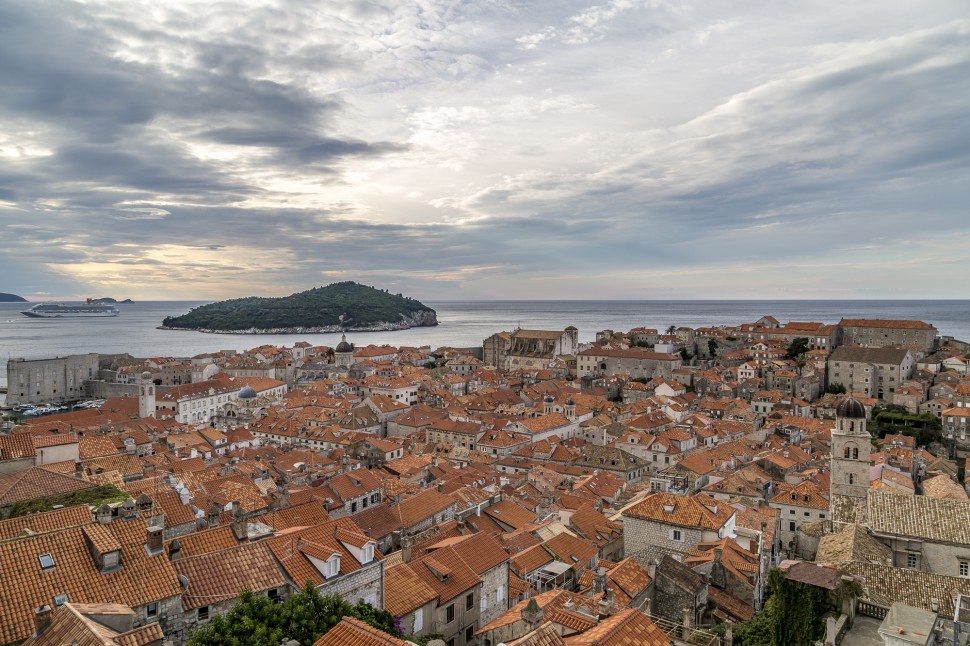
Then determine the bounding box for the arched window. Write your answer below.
[852,448,859,460]
[844,447,852,458]
[848,473,854,485]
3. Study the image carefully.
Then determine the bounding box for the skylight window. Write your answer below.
[53,593,68,607]
[39,553,55,570]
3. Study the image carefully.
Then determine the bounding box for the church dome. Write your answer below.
[335,334,353,353]
[544,395,555,403]
[565,398,575,406]
[238,385,257,400]
[836,397,866,419]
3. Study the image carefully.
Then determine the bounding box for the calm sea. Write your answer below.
[2,300,968,387]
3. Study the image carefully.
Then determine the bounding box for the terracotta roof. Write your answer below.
[383,562,439,616]
[396,489,456,529]
[839,319,935,330]
[412,543,481,604]
[0,505,92,541]
[623,492,733,531]
[265,517,382,587]
[312,616,410,646]
[483,500,539,531]
[563,608,669,646]
[168,525,238,557]
[0,467,96,506]
[815,523,891,566]
[0,519,182,644]
[866,490,970,543]
[173,541,286,610]
[842,561,970,618]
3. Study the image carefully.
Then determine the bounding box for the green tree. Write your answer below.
[825,382,846,394]
[679,348,693,363]
[707,338,718,358]
[188,583,402,646]
[785,337,810,361]
[666,325,677,335]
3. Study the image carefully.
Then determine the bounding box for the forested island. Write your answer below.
[160,282,438,333]
[92,297,134,304]
[0,292,27,302]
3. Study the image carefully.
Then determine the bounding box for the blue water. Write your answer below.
[1,300,968,387]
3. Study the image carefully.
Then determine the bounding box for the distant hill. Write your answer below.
[92,297,134,304]
[0,292,27,302]
[160,282,438,333]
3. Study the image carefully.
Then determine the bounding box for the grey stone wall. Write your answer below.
[318,560,384,607]
[6,353,100,405]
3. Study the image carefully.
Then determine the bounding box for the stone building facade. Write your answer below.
[827,346,915,401]
[838,319,938,353]
[576,347,682,379]
[6,353,100,406]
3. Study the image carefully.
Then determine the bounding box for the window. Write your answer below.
[268,588,281,603]
[146,601,159,618]
[363,543,375,563]
[671,529,683,541]
[907,553,917,568]
[961,561,969,577]
[413,609,423,632]
[481,595,487,613]
[351,501,358,513]
[466,593,474,611]
[497,584,505,603]
[53,593,69,607]
[466,625,475,642]
[789,522,796,532]
[446,603,455,623]
[38,553,55,570]
[198,606,210,621]
[325,555,340,578]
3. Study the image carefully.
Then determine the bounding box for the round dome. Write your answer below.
[836,397,866,419]
[543,395,555,403]
[565,398,575,406]
[335,340,353,353]
[238,385,257,399]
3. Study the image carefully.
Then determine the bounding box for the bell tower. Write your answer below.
[139,371,156,419]
[830,397,870,499]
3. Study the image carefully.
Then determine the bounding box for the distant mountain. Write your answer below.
[0,292,27,302]
[160,282,438,333]
[92,297,134,304]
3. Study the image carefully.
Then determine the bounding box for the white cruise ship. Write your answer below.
[21,299,120,318]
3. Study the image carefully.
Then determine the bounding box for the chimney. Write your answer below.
[725,621,734,646]
[593,566,607,594]
[401,532,414,563]
[96,503,113,524]
[437,481,445,494]
[598,587,615,618]
[521,597,544,631]
[457,516,466,533]
[74,459,83,478]
[169,538,182,562]
[146,525,164,555]
[208,503,221,529]
[232,501,246,539]
[34,605,53,637]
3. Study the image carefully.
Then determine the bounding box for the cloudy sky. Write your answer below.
[1,0,968,301]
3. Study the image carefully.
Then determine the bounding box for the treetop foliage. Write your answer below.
[187,583,402,646]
